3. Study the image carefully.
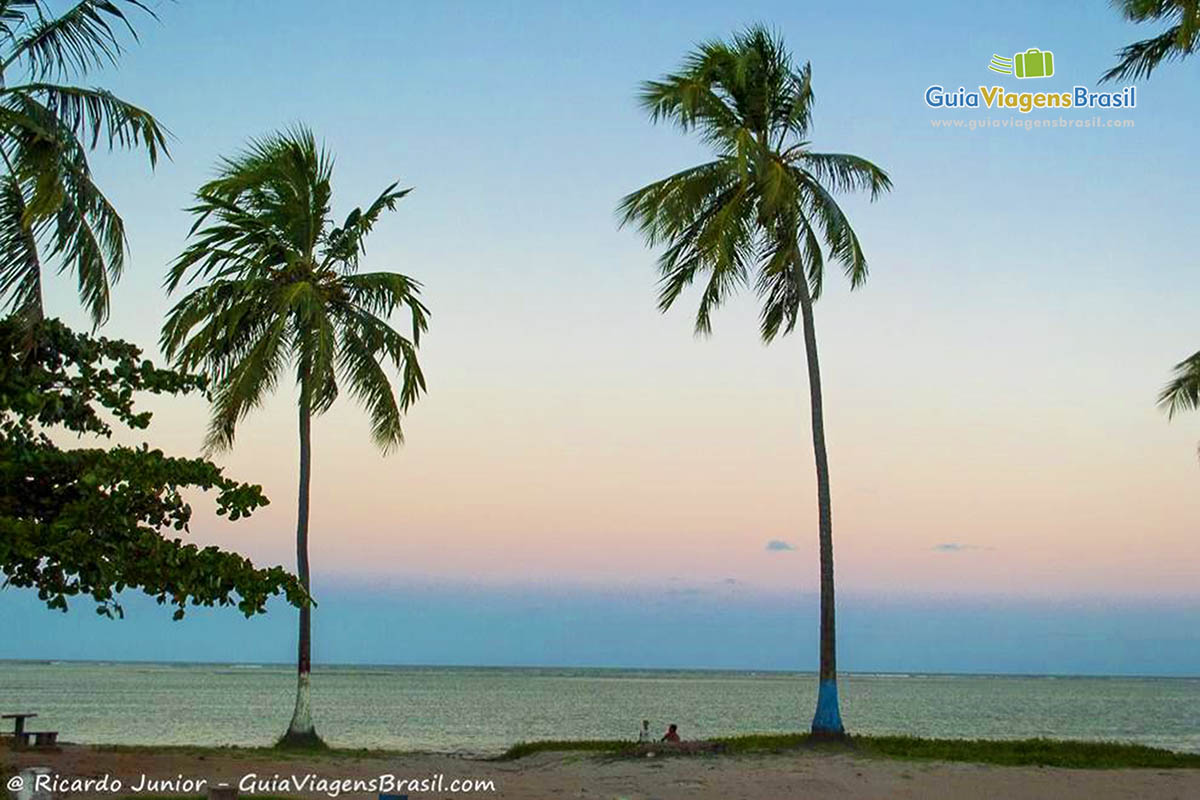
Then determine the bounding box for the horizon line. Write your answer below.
[4,658,1196,681]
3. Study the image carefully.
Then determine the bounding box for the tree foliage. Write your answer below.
[618,26,890,340]
[1104,0,1200,81]
[1159,350,1200,417]
[161,126,428,453]
[0,317,306,618]
[0,1,168,328]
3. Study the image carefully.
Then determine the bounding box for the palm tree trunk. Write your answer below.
[798,278,845,738]
[282,390,320,746]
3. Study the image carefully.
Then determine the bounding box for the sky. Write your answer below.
[2,0,1198,673]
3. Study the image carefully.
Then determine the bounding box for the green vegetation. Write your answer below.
[271,732,329,753]
[161,126,429,748]
[0,317,305,618]
[28,736,1200,769]
[1104,1,1200,82]
[0,3,298,622]
[619,25,890,736]
[1159,352,1200,417]
[499,733,1200,769]
[0,0,167,329]
[1158,351,1200,459]
[496,740,633,761]
[851,735,1200,768]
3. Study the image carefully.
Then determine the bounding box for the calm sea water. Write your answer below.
[0,662,1196,755]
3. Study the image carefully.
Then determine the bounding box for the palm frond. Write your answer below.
[337,304,426,410]
[776,61,814,146]
[798,152,892,201]
[284,280,338,415]
[3,1,151,80]
[322,183,411,272]
[617,160,733,245]
[638,39,748,151]
[203,314,290,452]
[0,170,44,325]
[1103,1,1200,81]
[4,82,168,164]
[646,179,755,331]
[166,192,300,290]
[334,310,424,452]
[0,4,39,42]
[794,169,869,289]
[1159,350,1200,418]
[162,277,279,380]
[755,230,801,341]
[1103,25,1190,80]
[338,270,429,344]
[1,92,129,325]
[49,178,111,321]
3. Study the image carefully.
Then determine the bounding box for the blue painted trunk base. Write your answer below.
[811,678,845,734]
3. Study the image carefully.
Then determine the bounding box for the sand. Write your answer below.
[5,743,1200,800]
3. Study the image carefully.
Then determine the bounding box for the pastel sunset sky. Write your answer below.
[7,0,1198,671]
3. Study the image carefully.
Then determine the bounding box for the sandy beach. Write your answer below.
[6,743,1200,800]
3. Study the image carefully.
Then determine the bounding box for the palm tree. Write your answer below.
[619,26,890,737]
[0,0,167,328]
[161,127,428,747]
[1103,0,1200,82]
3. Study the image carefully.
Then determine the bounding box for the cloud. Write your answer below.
[664,578,741,597]
[765,539,796,552]
[933,543,982,553]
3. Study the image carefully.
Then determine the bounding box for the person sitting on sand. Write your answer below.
[661,723,680,743]
[638,720,652,743]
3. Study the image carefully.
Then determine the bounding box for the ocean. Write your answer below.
[0,662,1196,755]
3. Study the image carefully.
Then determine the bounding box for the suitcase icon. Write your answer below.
[1014,48,1054,79]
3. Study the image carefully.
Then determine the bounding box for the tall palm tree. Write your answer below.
[1103,0,1200,82]
[619,26,890,737]
[161,127,428,747]
[0,0,167,328]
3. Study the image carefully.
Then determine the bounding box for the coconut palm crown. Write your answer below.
[161,127,427,453]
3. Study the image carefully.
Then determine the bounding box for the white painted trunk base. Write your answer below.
[287,672,314,735]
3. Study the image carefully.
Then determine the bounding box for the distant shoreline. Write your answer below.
[2,658,1197,680]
